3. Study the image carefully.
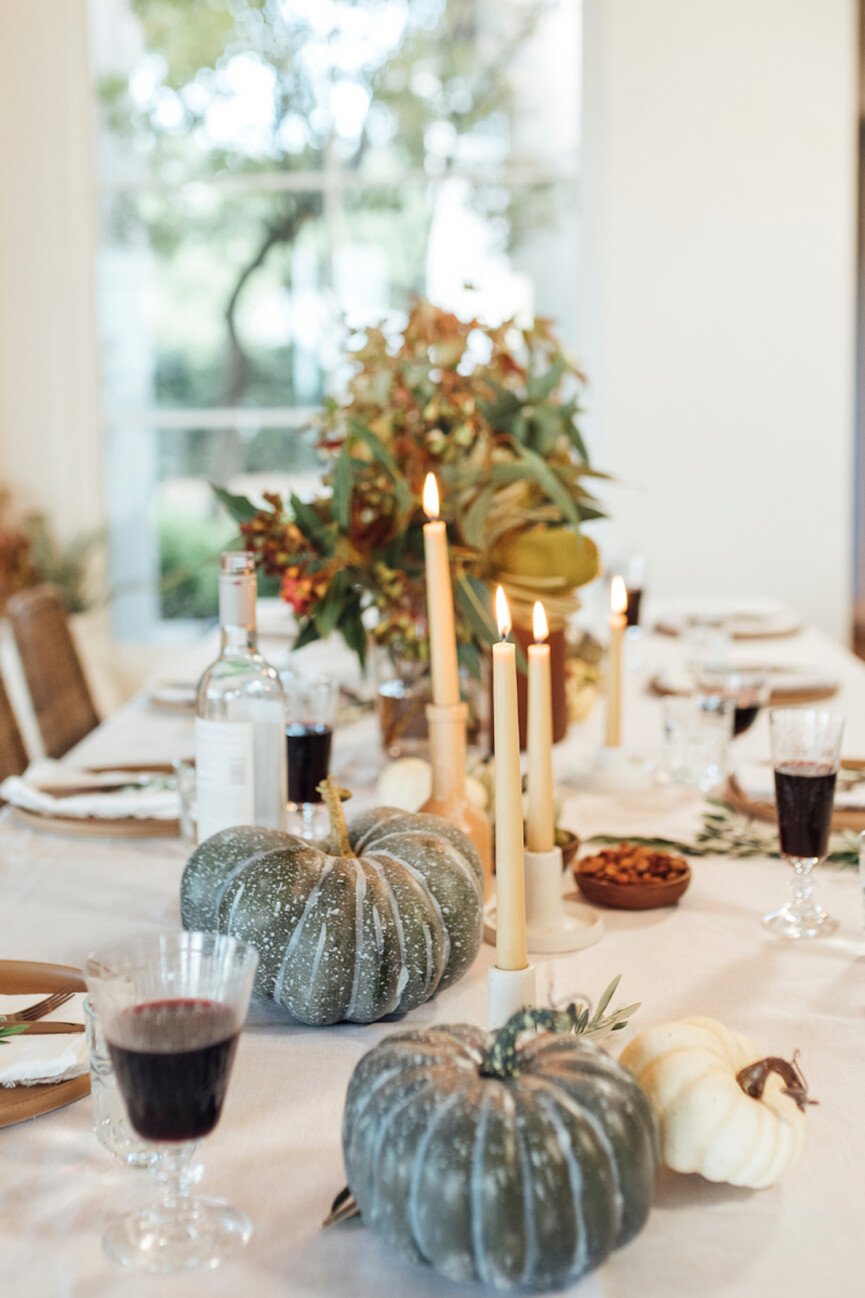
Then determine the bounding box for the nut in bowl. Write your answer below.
[574,844,691,910]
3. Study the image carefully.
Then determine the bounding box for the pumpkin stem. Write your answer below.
[479,1005,586,1079]
[318,776,355,858]
[736,1051,818,1114]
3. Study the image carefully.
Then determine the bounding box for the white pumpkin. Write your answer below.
[620,1016,811,1189]
[375,758,488,815]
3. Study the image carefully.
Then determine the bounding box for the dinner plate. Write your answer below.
[649,665,839,706]
[655,608,802,640]
[0,960,90,1129]
[145,680,197,711]
[725,772,865,833]
[6,762,181,839]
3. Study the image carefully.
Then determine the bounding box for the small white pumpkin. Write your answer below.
[620,1016,812,1189]
[375,758,488,814]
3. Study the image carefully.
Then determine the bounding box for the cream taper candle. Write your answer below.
[526,600,555,853]
[605,575,628,747]
[493,585,528,971]
[422,473,460,708]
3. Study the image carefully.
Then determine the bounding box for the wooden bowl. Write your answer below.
[573,861,691,910]
[557,829,581,872]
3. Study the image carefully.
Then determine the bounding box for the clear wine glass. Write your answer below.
[697,669,771,739]
[280,670,339,842]
[85,931,258,1273]
[765,708,844,939]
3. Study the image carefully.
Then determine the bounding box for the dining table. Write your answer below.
[1,599,864,1298]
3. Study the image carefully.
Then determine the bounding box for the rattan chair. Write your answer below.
[6,586,99,759]
[0,671,27,783]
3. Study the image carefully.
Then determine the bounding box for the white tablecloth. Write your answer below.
[2,613,865,1297]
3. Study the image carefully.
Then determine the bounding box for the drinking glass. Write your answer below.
[84,995,155,1169]
[662,694,733,791]
[697,669,771,739]
[765,708,844,939]
[610,553,647,634]
[85,931,258,1273]
[683,615,731,680]
[281,670,339,842]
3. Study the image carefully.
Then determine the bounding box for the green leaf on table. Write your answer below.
[211,484,261,525]
[331,451,355,531]
[347,419,412,509]
[293,618,321,653]
[527,356,566,404]
[510,442,580,527]
[0,1025,28,1045]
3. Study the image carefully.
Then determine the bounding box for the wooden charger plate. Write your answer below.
[648,672,838,707]
[0,959,89,1129]
[8,762,180,839]
[725,766,865,834]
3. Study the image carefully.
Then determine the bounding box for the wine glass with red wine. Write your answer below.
[697,669,771,738]
[766,708,844,939]
[85,931,258,1273]
[282,671,339,842]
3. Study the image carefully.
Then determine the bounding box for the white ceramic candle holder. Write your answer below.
[582,746,655,793]
[524,846,603,953]
[487,963,538,1030]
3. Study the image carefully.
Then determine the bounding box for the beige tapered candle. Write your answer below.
[605,575,628,747]
[493,586,528,971]
[422,473,460,707]
[526,600,555,853]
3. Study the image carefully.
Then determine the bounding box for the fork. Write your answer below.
[0,987,77,1024]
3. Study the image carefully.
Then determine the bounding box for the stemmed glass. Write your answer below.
[765,708,844,939]
[698,669,771,739]
[281,671,339,842]
[85,931,258,1273]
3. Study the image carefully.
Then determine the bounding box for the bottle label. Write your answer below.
[194,718,255,842]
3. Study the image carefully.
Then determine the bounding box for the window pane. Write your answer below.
[98,189,329,411]
[334,177,580,335]
[108,425,320,635]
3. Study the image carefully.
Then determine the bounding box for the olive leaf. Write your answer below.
[0,1025,28,1045]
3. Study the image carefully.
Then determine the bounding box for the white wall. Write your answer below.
[581,0,858,641]
[0,0,104,541]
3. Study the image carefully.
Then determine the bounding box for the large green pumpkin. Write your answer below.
[342,1008,659,1290]
[180,796,484,1026]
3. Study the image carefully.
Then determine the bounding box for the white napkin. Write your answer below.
[0,994,88,1087]
[0,759,179,820]
[736,762,865,809]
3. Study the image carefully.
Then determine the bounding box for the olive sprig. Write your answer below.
[0,1025,28,1045]
[589,800,860,866]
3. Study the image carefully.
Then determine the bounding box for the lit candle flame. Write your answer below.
[422,472,440,521]
[532,600,549,643]
[611,574,628,616]
[495,585,512,640]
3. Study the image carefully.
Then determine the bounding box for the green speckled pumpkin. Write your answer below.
[180,788,483,1026]
[342,1008,659,1290]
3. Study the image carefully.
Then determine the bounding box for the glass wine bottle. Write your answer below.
[194,552,286,842]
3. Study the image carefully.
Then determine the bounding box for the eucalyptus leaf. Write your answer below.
[211,483,261,525]
[332,452,354,531]
[511,443,580,527]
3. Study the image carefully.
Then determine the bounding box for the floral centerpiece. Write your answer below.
[220,300,605,683]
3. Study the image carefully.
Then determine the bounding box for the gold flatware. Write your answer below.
[0,987,76,1024]
[19,1021,85,1036]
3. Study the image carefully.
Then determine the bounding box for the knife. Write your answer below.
[20,1022,85,1035]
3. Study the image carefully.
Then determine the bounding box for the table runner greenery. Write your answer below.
[589,799,860,866]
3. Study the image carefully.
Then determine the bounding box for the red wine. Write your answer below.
[286,722,332,804]
[625,587,643,628]
[733,703,761,737]
[774,762,837,859]
[107,999,239,1142]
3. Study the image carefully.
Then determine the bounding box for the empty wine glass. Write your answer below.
[281,670,339,842]
[85,931,258,1273]
[765,708,844,939]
